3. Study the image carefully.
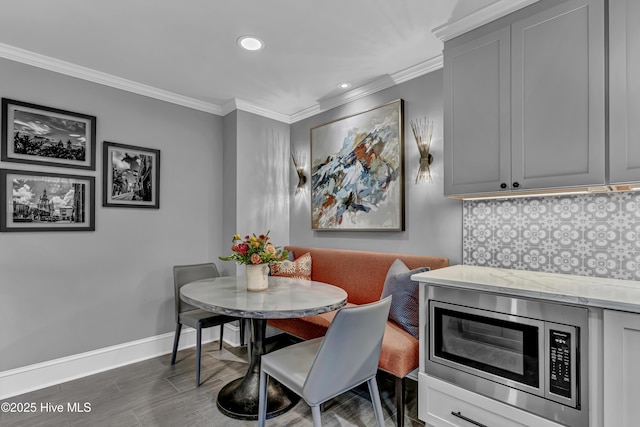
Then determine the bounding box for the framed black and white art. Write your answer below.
[1,98,96,170]
[103,141,160,209]
[0,168,95,232]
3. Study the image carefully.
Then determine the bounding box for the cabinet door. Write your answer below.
[511,0,605,189]
[443,27,511,196]
[604,310,640,427]
[609,0,640,184]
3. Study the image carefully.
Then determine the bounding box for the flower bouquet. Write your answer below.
[219,231,288,291]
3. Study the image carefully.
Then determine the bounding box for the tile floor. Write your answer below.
[0,338,424,426]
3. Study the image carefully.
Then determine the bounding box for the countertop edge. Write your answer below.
[412,266,640,314]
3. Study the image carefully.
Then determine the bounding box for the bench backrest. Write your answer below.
[284,246,449,305]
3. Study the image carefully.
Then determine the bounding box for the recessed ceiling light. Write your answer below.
[338,82,351,89]
[237,35,264,51]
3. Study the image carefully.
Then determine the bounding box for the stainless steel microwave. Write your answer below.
[426,286,590,427]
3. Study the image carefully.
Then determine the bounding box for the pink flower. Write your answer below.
[265,243,276,255]
[237,244,248,255]
[250,253,262,264]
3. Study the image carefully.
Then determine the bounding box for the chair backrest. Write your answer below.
[173,263,220,322]
[303,296,392,405]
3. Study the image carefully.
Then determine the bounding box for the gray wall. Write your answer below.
[0,58,225,371]
[220,110,290,276]
[0,57,460,373]
[289,70,462,263]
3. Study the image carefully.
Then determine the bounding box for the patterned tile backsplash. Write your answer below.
[463,192,640,280]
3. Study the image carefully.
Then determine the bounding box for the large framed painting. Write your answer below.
[1,98,96,170]
[103,141,160,209]
[0,169,95,232]
[310,99,405,231]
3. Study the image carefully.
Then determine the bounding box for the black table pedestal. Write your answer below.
[216,318,300,420]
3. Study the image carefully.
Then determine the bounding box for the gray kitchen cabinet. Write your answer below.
[609,0,640,184]
[443,27,511,196]
[444,0,605,197]
[603,309,640,427]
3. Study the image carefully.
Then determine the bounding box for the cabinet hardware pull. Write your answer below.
[512,182,520,188]
[500,183,507,189]
[451,411,488,427]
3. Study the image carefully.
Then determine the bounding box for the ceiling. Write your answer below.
[0,0,502,122]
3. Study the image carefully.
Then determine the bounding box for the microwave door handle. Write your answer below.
[451,411,488,427]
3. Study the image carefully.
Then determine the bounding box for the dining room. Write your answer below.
[5,0,640,426]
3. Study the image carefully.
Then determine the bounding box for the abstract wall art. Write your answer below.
[310,99,404,231]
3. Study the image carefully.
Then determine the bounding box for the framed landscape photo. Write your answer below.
[1,98,96,170]
[310,99,405,231]
[103,141,160,209]
[0,169,95,232]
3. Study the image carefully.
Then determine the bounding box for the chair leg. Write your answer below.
[258,369,268,427]
[219,324,224,350]
[395,376,405,427]
[170,323,182,365]
[239,319,246,346]
[368,377,385,427]
[196,325,202,387]
[311,405,323,427]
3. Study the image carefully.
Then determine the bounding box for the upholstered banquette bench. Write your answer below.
[268,246,449,426]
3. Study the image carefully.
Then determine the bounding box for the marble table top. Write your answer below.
[412,265,640,313]
[180,275,347,319]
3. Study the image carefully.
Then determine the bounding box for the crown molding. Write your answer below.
[289,104,322,124]
[0,42,442,125]
[433,0,539,42]
[392,55,443,84]
[316,74,396,115]
[290,56,443,123]
[225,98,291,124]
[0,43,223,115]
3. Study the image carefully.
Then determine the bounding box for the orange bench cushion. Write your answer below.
[283,246,449,305]
[268,247,449,378]
[267,303,419,378]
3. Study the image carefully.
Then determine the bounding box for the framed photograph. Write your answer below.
[103,141,160,209]
[0,169,95,232]
[1,98,96,170]
[310,99,405,231]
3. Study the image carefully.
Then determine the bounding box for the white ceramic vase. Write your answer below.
[246,263,269,291]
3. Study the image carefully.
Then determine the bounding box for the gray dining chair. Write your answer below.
[258,296,392,427]
[171,262,245,386]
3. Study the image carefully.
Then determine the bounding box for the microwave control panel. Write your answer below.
[549,329,572,398]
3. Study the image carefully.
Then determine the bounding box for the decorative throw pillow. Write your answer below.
[270,252,312,280]
[380,258,430,339]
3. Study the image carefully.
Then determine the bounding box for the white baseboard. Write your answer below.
[0,322,245,400]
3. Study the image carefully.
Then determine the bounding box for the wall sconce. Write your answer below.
[291,152,308,195]
[410,118,434,184]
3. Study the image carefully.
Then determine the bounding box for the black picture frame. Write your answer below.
[0,168,95,232]
[1,98,96,170]
[103,141,160,209]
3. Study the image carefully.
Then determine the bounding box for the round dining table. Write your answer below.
[180,274,347,420]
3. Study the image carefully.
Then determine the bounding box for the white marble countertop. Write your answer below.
[412,265,640,313]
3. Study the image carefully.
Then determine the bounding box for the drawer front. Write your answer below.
[419,373,563,427]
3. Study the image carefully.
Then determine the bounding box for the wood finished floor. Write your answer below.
[1,338,424,427]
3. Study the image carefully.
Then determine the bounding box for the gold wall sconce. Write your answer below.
[291,152,308,195]
[410,118,434,184]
